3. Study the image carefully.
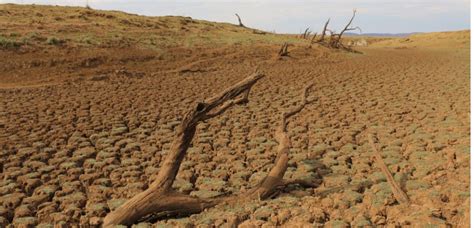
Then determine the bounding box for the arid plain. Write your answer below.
[0,4,470,227]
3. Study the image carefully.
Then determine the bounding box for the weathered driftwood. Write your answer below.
[103,73,315,226]
[368,134,410,204]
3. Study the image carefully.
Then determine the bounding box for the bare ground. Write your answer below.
[0,4,470,227]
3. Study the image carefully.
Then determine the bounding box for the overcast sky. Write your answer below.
[0,0,470,33]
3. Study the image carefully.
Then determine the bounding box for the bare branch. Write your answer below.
[310,32,318,43]
[317,18,330,43]
[346,26,362,33]
[336,9,357,44]
[103,72,264,226]
[248,84,314,199]
[302,27,310,39]
[368,134,410,204]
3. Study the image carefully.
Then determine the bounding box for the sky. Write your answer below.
[0,0,470,34]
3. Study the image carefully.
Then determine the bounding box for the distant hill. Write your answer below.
[0,3,305,50]
[346,32,419,38]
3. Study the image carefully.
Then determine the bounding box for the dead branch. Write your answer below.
[103,72,264,226]
[302,27,310,39]
[103,75,316,226]
[368,134,410,204]
[317,18,330,43]
[310,32,318,43]
[247,83,314,199]
[235,13,245,27]
[333,9,357,47]
[278,42,289,56]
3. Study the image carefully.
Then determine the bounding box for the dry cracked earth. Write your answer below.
[0,27,470,227]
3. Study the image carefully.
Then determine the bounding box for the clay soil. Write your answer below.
[0,4,470,227]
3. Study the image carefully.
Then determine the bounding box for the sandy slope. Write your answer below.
[0,4,470,227]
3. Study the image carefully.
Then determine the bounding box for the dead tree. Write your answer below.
[278,42,289,56]
[301,27,310,39]
[316,18,330,43]
[235,13,245,27]
[368,134,410,204]
[103,72,315,226]
[330,9,361,48]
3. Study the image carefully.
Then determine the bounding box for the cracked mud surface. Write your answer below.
[0,5,470,227]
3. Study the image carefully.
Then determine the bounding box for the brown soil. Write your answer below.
[0,4,470,227]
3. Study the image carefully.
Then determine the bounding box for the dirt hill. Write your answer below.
[0,4,470,228]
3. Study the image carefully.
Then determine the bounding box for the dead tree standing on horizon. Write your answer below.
[331,9,361,48]
[235,13,245,27]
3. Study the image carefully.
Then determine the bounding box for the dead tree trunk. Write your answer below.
[103,72,315,226]
[103,72,264,226]
[235,13,245,27]
[317,18,330,43]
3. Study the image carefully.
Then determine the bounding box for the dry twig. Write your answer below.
[368,133,410,204]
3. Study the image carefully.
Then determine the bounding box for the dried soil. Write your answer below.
[0,4,470,228]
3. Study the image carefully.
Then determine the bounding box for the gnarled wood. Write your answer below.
[368,134,410,204]
[103,72,264,226]
[248,83,314,199]
[103,72,316,226]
